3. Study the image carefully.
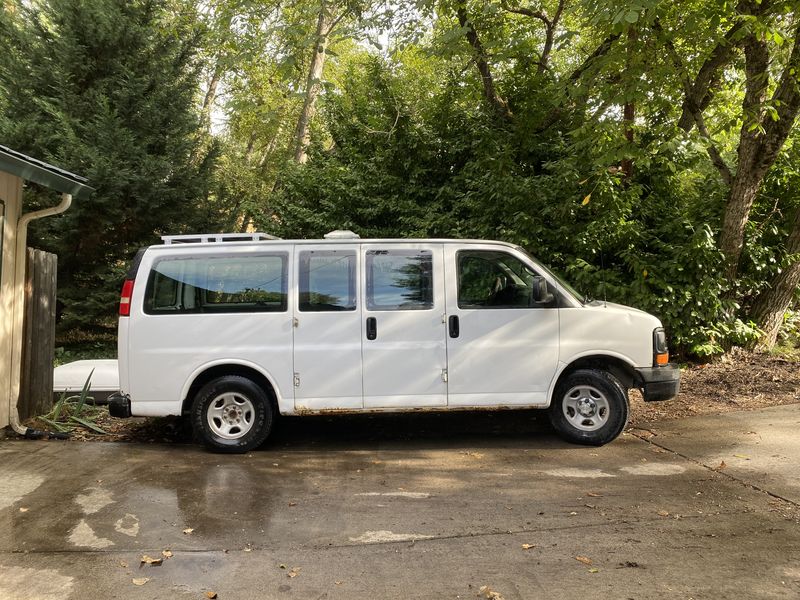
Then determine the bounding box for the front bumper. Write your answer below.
[108,392,132,418]
[636,364,680,402]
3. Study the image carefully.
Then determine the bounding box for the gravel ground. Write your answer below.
[629,348,800,426]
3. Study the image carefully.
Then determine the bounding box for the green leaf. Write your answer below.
[624,11,639,24]
[39,416,70,433]
[69,416,107,435]
[73,369,95,417]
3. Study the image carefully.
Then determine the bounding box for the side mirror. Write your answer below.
[531,276,555,306]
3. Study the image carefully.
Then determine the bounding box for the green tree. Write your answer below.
[0,0,216,329]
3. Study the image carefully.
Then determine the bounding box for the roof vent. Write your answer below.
[323,229,360,240]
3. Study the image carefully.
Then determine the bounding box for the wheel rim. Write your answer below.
[206,392,255,440]
[561,385,610,432]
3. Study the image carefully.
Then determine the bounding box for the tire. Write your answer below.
[548,369,628,446]
[191,375,273,453]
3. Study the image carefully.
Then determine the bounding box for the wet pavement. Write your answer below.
[1,406,799,599]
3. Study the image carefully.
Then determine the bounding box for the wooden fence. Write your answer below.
[19,248,57,420]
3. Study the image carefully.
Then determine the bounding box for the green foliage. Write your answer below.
[39,371,107,435]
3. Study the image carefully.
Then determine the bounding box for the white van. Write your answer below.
[108,231,679,452]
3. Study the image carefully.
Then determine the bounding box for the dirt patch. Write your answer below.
[21,349,800,443]
[628,348,800,426]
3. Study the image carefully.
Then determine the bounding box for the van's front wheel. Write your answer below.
[548,369,628,446]
[191,376,273,453]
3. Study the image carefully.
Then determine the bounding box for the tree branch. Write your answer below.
[502,0,567,75]
[761,17,800,159]
[693,111,734,186]
[457,2,513,120]
[653,18,733,185]
[534,32,620,132]
[677,0,775,132]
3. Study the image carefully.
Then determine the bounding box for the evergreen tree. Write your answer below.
[0,0,217,330]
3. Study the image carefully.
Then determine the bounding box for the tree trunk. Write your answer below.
[292,6,332,164]
[200,63,223,132]
[750,209,800,350]
[719,33,770,280]
[621,27,637,181]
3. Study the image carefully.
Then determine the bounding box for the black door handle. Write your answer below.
[366,317,377,340]
[448,315,459,338]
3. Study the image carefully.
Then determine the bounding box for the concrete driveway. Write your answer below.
[1,405,799,600]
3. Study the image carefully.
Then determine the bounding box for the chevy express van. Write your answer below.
[108,231,679,452]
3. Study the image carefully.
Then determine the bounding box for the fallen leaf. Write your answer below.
[279,564,286,570]
[335,581,343,585]
[132,578,149,586]
[521,544,535,550]
[288,502,297,507]
[716,461,727,470]
[244,547,252,552]
[657,510,670,517]
[161,550,173,559]
[140,555,162,566]
[288,567,300,578]
[588,568,599,573]
[582,193,591,206]
[119,561,128,568]
[569,511,578,516]
[205,592,218,599]
[19,507,28,513]
[575,556,593,566]
[478,585,504,599]
[182,528,194,535]
[586,492,603,498]
[733,454,751,460]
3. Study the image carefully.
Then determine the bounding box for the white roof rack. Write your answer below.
[161,232,281,245]
[324,229,360,239]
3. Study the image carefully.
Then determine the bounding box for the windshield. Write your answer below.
[515,247,583,304]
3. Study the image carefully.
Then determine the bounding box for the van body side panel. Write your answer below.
[557,304,659,369]
[361,243,448,408]
[444,245,559,407]
[127,246,294,416]
[117,317,130,395]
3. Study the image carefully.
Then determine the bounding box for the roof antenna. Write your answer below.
[600,248,607,307]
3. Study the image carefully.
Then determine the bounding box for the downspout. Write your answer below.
[8,193,72,436]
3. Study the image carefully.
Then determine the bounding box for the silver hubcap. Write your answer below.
[207,392,255,440]
[562,385,610,432]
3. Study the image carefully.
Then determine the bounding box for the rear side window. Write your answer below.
[366,249,433,310]
[299,250,356,312]
[144,254,288,314]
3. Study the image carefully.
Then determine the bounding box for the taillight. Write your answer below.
[653,327,669,366]
[119,279,134,316]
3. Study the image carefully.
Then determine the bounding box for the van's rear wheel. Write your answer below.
[548,369,628,446]
[191,376,273,453]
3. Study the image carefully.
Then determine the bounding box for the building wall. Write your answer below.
[0,171,22,429]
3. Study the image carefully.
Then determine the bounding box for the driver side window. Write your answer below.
[457,250,547,309]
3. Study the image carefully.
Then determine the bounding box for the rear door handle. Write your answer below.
[448,315,459,338]
[366,316,377,340]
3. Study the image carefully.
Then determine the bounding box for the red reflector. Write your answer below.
[119,279,134,316]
